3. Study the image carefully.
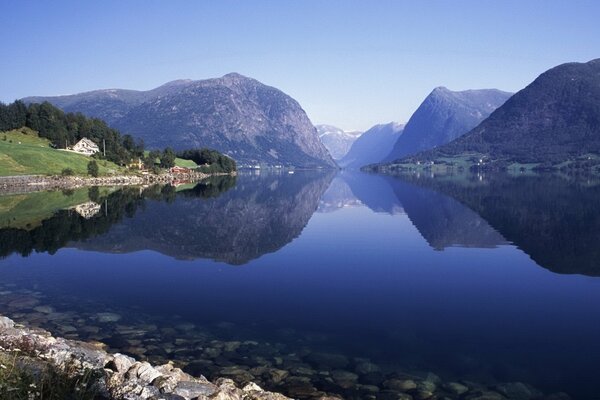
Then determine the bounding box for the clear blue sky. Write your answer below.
[1,0,599,131]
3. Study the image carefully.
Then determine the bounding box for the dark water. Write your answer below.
[1,171,599,399]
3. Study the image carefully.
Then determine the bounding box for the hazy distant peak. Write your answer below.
[372,121,404,132]
[159,79,194,87]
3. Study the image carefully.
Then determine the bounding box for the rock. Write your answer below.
[96,312,122,323]
[175,323,195,331]
[173,381,217,398]
[0,316,15,329]
[223,341,241,352]
[33,305,55,314]
[378,391,414,400]
[414,390,434,400]
[137,361,162,383]
[444,382,469,395]
[149,395,186,400]
[8,296,39,309]
[140,386,161,398]
[465,391,507,400]
[305,352,349,369]
[331,370,359,388]
[424,372,441,384]
[384,379,418,391]
[494,382,541,400]
[243,382,263,392]
[418,380,437,392]
[355,361,380,375]
[107,353,136,374]
[267,368,289,384]
[360,371,385,386]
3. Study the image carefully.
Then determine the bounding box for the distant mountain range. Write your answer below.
[387,58,600,167]
[383,87,512,162]
[24,74,336,168]
[316,124,362,160]
[339,122,404,169]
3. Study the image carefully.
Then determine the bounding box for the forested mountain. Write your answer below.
[24,74,336,168]
[383,87,512,162]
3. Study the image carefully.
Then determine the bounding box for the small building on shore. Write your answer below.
[71,138,100,156]
[170,166,190,174]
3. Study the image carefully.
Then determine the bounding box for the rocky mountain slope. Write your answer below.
[401,59,600,165]
[383,87,512,162]
[24,74,336,168]
[339,122,404,169]
[316,124,362,160]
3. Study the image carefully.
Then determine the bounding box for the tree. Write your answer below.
[160,147,176,169]
[144,150,160,169]
[87,160,99,177]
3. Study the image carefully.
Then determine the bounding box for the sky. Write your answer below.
[1,0,599,131]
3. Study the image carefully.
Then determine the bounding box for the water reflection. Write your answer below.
[1,171,600,399]
[0,171,334,265]
[385,172,600,276]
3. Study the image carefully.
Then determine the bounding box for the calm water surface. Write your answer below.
[0,171,599,399]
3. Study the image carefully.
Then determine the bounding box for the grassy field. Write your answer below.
[175,157,198,168]
[142,150,199,169]
[0,128,127,176]
[0,187,114,230]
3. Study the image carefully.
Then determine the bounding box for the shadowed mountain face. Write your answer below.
[340,122,404,169]
[412,59,600,164]
[316,125,362,160]
[77,171,334,264]
[383,88,512,163]
[23,74,336,168]
[385,172,600,276]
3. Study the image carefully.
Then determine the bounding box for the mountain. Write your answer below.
[382,87,512,162]
[316,124,362,160]
[339,122,404,169]
[400,59,600,166]
[23,74,336,168]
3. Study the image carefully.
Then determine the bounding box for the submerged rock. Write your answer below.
[494,382,541,400]
[96,312,122,323]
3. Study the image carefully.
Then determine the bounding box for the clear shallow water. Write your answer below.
[0,171,599,399]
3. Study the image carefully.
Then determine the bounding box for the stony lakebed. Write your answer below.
[0,282,572,400]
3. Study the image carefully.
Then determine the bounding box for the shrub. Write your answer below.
[61,168,74,176]
[87,160,99,177]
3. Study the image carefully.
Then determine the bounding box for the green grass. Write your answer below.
[0,187,113,230]
[142,150,199,169]
[0,128,127,177]
[175,157,198,168]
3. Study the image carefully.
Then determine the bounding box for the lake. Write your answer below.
[0,170,599,400]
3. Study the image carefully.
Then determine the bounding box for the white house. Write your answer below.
[71,138,100,156]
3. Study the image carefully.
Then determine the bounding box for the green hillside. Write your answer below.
[0,128,126,176]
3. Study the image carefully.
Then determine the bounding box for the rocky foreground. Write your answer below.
[0,316,293,400]
[0,312,576,400]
